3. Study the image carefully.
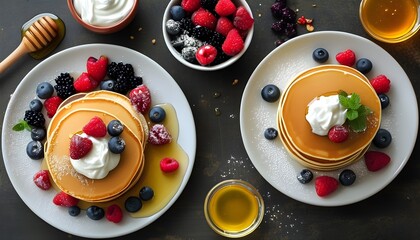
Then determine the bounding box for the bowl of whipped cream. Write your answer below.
[67,0,139,34]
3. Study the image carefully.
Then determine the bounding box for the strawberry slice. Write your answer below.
[82,116,107,137]
[53,191,79,207]
[87,55,108,82]
[364,151,391,172]
[315,176,339,197]
[129,84,151,114]
[74,72,99,92]
[69,135,93,159]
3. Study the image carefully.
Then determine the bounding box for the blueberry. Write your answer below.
[264,127,278,140]
[68,206,81,216]
[108,136,126,154]
[378,94,390,109]
[125,196,142,213]
[139,186,154,201]
[170,5,185,21]
[107,120,124,136]
[297,169,313,184]
[29,99,43,112]
[373,128,392,148]
[166,19,181,35]
[312,48,329,63]
[149,106,166,123]
[86,206,105,220]
[339,169,356,186]
[26,140,44,160]
[100,79,115,91]
[355,58,373,74]
[31,127,46,141]
[261,84,281,102]
[36,82,54,99]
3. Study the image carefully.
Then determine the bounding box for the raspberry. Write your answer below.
[86,55,108,82]
[370,75,391,94]
[148,124,172,145]
[33,170,52,190]
[82,116,107,138]
[160,157,180,173]
[222,29,244,56]
[215,17,234,37]
[181,0,201,12]
[24,110,45,128]
[191,8,217,30]
[215,0,236,17]
[336,49,356,66]
[129,84,151,114]
[74,72,99,92]
[69,135,93,159]
[328,125,349,143]
[53,191,79,207]
[106,204,123,223]
[196,45,218,66]
[364,151,391,172]
[44,96,63,118]
[315,176,339,197]
[233,6,254,31]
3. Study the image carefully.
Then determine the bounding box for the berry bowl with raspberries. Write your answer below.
[162,0,254,71]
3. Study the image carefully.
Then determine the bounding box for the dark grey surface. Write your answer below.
[1,0,419,239]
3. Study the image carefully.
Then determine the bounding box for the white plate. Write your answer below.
[1,44,196,238]
[240,31,418,206]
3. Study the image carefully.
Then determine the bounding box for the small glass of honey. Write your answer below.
[359,0,420,43]
[204,179,264,238]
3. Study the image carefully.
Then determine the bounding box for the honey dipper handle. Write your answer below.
[0,41,28,74]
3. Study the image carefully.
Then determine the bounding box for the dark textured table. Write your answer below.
[1,0,419,239]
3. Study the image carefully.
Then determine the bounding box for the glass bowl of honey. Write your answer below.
[204,179,264,238]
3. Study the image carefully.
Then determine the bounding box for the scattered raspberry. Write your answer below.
[148,124,172,145]
[215,17,234,37]
[53,191,79,207]
[160,157,180,173]
[106,204,123,223]
[181,0,201,12]
[364,151,391,172]
[44,96,63,118]
[370,75,391,94]
[196,45,218,66]
[215,0,236,17]
[74,72,99,92]
[33,170,52,190]
[336,49,356,66]
[233,6,254,31]
[129,84,151,114]
[315,176,339,197]
[82,116,107,138]
[86,55,108,82]
[191,8,217,30]
[328,125,349,143]
[222,29,244,56]
[69,135,93,159]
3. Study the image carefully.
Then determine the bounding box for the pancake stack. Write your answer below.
[277,65,381,171]
[45,90,148,202]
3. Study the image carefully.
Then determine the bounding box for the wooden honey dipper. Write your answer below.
[0,16,58,74]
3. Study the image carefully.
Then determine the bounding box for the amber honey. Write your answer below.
[360,0,419,42]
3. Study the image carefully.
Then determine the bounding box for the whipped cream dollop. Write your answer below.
[73,0,135,27]
[70,133,120,179]
[305,95,347,136]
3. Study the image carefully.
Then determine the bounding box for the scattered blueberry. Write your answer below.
[29,99,43,112]
[36,82,54,99]
[31,127,46,141]
[297,169,313,184]
[339,169,356,186]
[264,127,278,140]
[170,5,185,21]
[108,136,126,154]
[100,79,115,91]
[139,186,154,201]
[378,94,390,109]
[68,206,81,216]
[125,196,142,213]
[107,120,124,136]
[355,58,373,74]
[373,128,392,148]
[26,140,44,160]
[86,206,105,220]
[312,48,329,63]
[261,84,281,102]
[149,106,166,123]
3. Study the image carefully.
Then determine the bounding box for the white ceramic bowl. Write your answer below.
[162,0,254,71]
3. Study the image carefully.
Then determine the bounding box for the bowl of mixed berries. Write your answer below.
[162,0,254,71]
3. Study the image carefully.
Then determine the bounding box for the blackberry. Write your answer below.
[24,110,45,128]
[55,73,73,85]
[211,51,231,66]
[114,75,131,94]
[282,7,297,23]
[271,2,286,18]
[107,62,135,79]
[284,23,297,38]
[129,76,143,89]
[191,25,212,41]
[206,32,225,49]
[54,73,76,99]
[271,20,286,33]
[200,0,218,11]
[180,18,194,34]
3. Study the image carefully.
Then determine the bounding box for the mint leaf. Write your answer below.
[347,93,361,110]
[12,120,31,132]
[339,94,350,108]
[349,116,367,132]
[339,90,348,98]
[346,109,359,121]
